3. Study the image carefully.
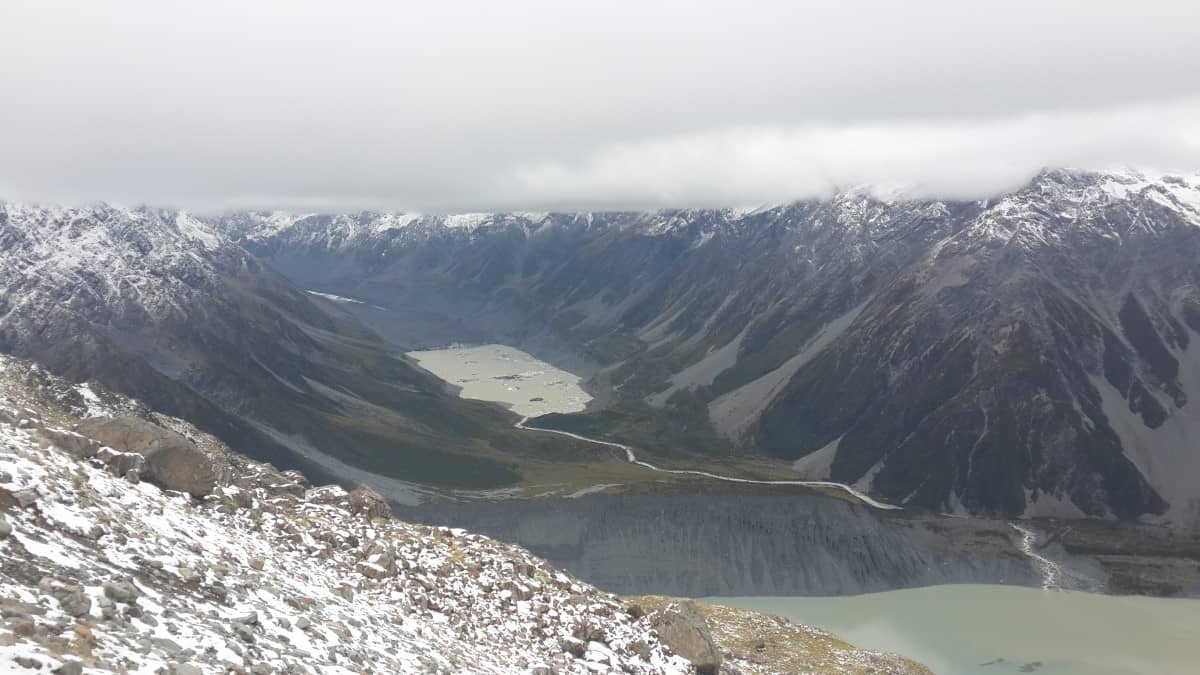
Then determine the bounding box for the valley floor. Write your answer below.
[406,342,895,506]
[408,343,1200,601]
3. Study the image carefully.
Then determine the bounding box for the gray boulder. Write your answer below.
[649,600,722,675]
[38,578,91,617]
[0,599,45,619]
[348,484,391,520]
[35,427,99,459]
[232,621,256,643]
[0,487,40,509]
[53,662,84,675]
[305,484,349,506]
[77,416,217,497]
[103,580,141,604]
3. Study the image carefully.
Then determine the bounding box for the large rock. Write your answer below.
[649,600,722,675]
[348,484,391,520]
[102,580,142,604]
[0,486,40,509]
[306,484,349,506]
[39,577,91,618]
[34,427,99,459]
[76,416,217,497]
[94,446,146,478]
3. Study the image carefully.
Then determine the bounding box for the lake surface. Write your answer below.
[709,585,1200,675]
[407,343,591,417]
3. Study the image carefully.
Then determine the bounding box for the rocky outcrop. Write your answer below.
[33,427,98,459]
[38,578,90,618]
[0,394,689,672]
[348,483,391,520]
[649,601,722,674]
[76,416,218,497]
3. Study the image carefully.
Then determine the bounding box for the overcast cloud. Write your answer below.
[2,0,1199,212]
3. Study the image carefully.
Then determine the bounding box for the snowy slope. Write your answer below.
[0,356,926,675]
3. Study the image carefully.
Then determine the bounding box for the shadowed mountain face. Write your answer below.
[219,170,1200,524]
[0,203,535,491]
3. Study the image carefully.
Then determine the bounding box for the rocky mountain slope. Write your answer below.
[0,202,580,499]
[0,355,928,674]
[219,169,1200,525]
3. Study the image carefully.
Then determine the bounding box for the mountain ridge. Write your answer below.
[212,168,1200,525]
[0,201,558,501]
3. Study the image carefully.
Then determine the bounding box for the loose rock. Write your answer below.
[103,580,141,604]
[649,601,722,675]
[347,484,391,520]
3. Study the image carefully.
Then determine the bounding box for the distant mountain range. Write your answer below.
[3,169,1198,524]
[208,169,1200,525]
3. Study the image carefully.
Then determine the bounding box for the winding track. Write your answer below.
[515,416,901,511]
[515,416,1087,588]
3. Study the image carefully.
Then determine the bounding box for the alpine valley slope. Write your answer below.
[0,355,930,674]
[219,169,1200,525]
[0,202,580,499]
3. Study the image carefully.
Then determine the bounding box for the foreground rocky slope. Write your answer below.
[0,357,926,674]
[222,169,1200,524]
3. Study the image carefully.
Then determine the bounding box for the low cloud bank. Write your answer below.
[498,99,1200,211]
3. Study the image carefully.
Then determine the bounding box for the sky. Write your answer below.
[2,0,1199,213]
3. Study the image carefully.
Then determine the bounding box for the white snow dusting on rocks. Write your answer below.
[0,358,693,674]
[0,355,929,675]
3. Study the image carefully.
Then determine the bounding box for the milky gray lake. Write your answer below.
[407,344,592,417]
[709,585,1200,675]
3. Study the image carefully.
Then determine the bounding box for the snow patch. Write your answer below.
[306,290,367,305]
[1087,337,1200,527]
[1023,487,1088,520]
[74,383,106,417]
[709,302,867,441]
[648,326,747,407]
[790,436,840,479]
[442,213,493,229]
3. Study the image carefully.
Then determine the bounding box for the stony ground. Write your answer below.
[628,597,932,675]
[0,356,928,674]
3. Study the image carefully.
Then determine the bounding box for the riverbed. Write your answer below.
[709,586,1200,675]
